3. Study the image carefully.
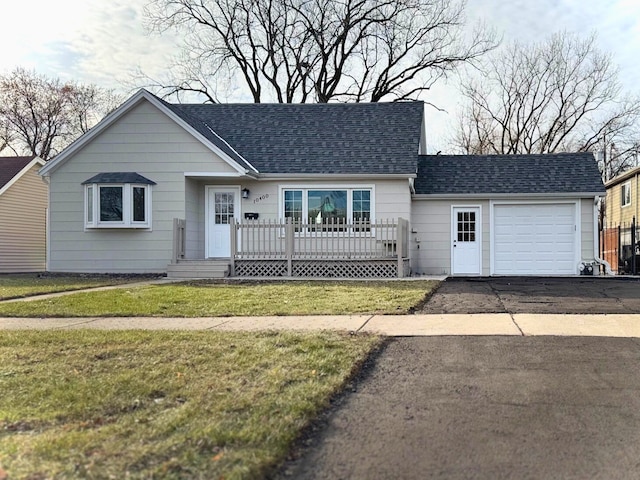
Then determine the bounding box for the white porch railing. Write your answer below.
[230,217,409,277]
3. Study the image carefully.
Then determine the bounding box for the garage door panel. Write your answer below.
[493,203,577,275]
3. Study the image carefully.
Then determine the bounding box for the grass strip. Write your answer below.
[0,274,158,301]
[0,329,380,479]
[0,280,437,317]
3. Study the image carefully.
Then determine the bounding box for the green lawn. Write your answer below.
[0,280,437,317]
[0,274,157,301]
[0,330,381,479]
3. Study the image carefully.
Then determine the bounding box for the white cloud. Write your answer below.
[1,0,178,90]
[1,1,91,71]
[465,0,640,89]
[65,0,180,89]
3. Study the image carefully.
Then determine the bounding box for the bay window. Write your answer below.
[83,173,155,229]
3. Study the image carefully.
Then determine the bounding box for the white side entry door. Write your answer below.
[452,206,481,275]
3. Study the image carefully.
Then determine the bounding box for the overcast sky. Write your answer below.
[2,0,639,151]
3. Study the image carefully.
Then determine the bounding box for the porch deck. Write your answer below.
[170,218,410,278]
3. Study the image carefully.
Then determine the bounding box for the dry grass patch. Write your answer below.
[0,330,380,479]
[0,280,437,317]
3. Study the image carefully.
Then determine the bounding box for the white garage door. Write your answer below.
[493,203,577,275]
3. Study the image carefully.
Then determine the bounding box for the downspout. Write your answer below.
[41,174,51,272]
[631,172,640,227]
[594,196,613,275]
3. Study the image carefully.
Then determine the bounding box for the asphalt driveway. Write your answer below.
[278,278,640,479]
[279,336,640,480]
[420,276,640,314]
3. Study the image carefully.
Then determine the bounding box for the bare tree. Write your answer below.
[142,0,496,103]
[453,32,640,179]
[0,68,121,160]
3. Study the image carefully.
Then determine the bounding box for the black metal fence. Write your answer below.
[601,216,639,274]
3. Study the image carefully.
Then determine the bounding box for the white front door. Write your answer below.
[452,206,481,275]
[207,188,239,258]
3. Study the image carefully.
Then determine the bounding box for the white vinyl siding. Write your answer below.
[581,198,595,261]
[0,164,47,272]
[411,199,490,275]
[47,99,238,273]
[184,178,205,259]
[411,200,453,275]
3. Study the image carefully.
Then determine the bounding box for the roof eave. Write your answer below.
[412,191,606,200]
[183,170,258,179]
[605,166,640,188]
[257,172,417,180]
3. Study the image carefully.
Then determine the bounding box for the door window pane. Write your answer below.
[457,210,476,242]
[214,192,234,224]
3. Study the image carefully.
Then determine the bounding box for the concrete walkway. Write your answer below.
[3,313,640,337]
[3,277,640,337]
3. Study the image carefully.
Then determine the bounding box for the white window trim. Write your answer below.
[622,181,631,207]
[85,183,152,229]
[278,184,376,223]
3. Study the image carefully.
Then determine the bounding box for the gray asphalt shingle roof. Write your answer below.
[416,153,605,195]
[165,101,424,175]
[82,172,157,185]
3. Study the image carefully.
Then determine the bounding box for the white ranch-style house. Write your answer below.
[39,89,606,278]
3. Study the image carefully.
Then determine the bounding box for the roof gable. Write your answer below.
[0,156,45,196]
[40,90,254,177]
[416,153,605,196]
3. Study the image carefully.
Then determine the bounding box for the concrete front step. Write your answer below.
[166,260,230,279]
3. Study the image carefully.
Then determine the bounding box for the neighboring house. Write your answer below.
[601,167,640,273]
[39,89,606,277]
[604,166,640,227]
[0,156,47,273]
